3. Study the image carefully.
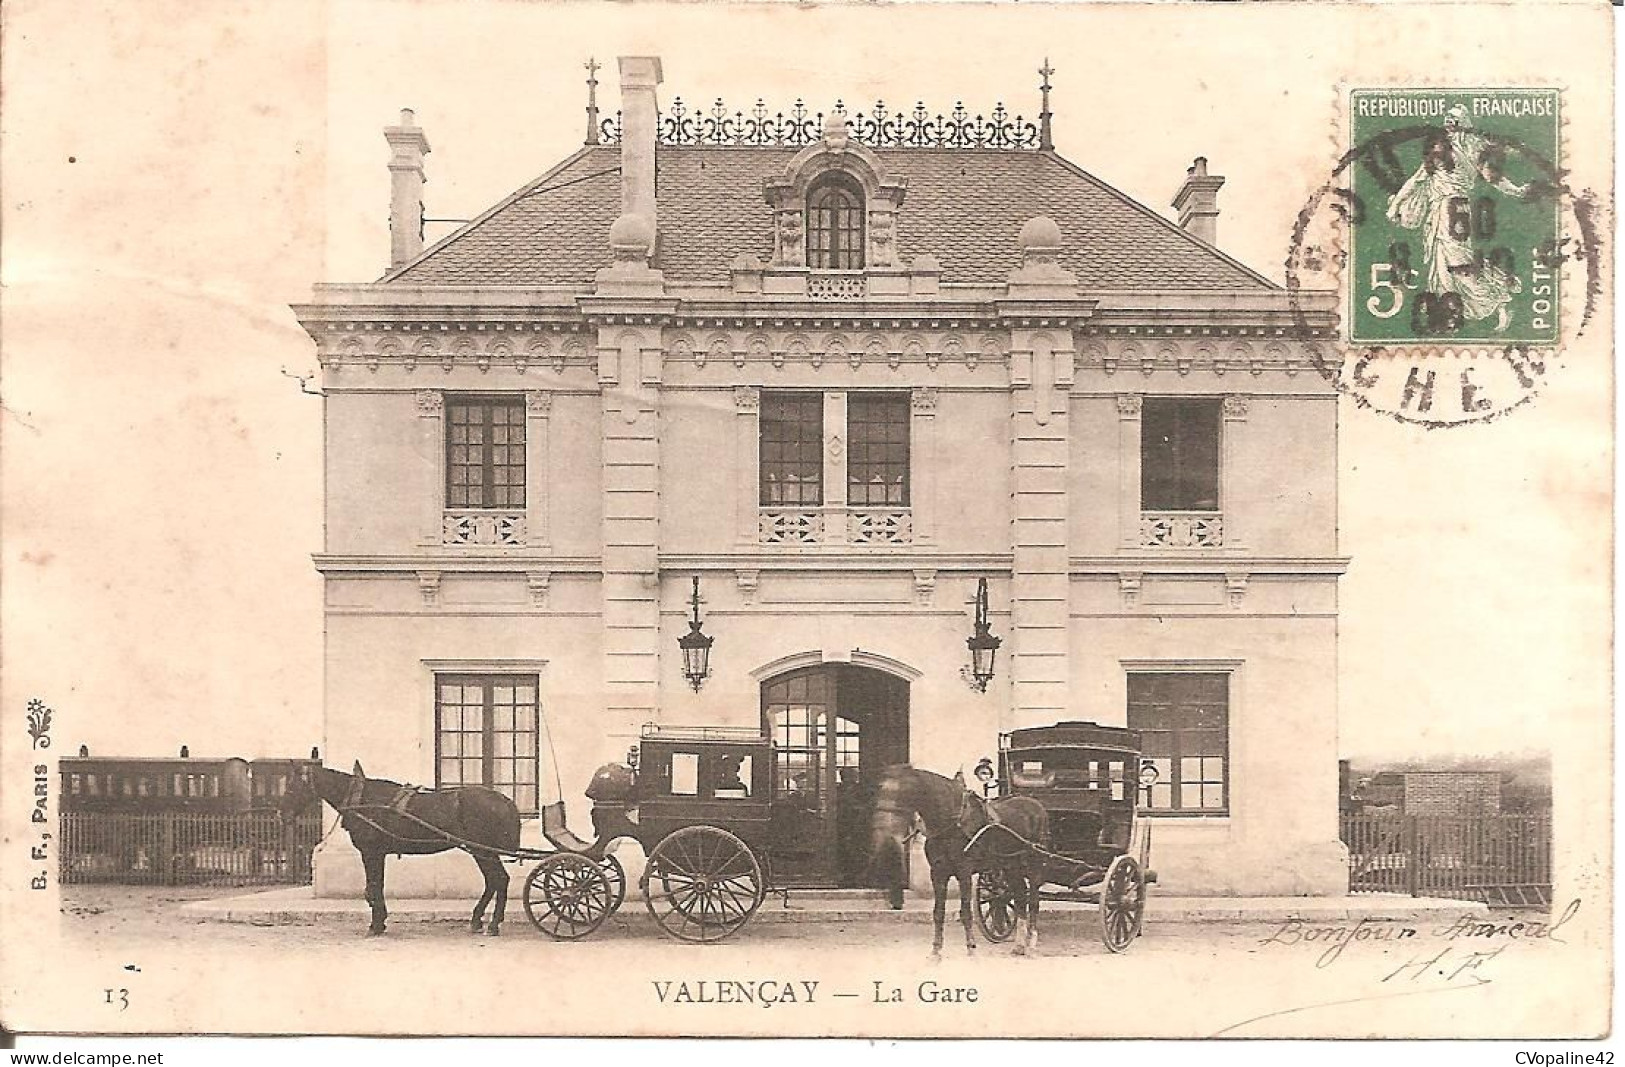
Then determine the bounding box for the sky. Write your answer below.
[2,0,1612,768]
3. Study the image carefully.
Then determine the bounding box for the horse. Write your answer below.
[868,764,1047,959]
[300,762,521,937]
[957,788,1051,955]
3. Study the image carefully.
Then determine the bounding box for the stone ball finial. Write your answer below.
[608,212,655,260]
[1018,215,1063,252]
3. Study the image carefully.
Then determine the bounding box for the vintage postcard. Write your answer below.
[0,0,1613,1042]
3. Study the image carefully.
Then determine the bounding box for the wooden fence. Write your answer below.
[1341,813,1552,905]
[60,812,324,887]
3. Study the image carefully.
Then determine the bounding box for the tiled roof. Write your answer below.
[387,145,1274,290]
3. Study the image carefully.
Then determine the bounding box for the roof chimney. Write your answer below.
[384,109,431,270]
[1172,156,1225,246]
[616,57,663,248]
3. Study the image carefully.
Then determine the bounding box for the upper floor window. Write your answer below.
[761,392,824,506]
[1141,398,1220,511]
[1128,672,1229,816]
[447,396,525,510]
[846,393,910,506]
[806,174,865,270]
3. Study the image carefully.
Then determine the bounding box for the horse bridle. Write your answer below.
[872,801,926,847]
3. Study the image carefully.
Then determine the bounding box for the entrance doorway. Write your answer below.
[760,664,910,887]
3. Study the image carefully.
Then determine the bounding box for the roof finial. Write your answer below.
[585,57,602,146]
[1038,57,1054,152]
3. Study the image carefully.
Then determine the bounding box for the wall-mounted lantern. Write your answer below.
[965,577,1001,693]
[677,575,714,691]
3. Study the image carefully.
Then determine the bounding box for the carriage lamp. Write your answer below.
[678,575,714,691]
[965,577,1001,693]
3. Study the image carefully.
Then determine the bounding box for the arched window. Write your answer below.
[806,174,865,270]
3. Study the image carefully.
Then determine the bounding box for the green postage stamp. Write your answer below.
[1347,88,1561,346]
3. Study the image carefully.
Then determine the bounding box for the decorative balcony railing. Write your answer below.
[600,97,1042,150]
[1139,511,1223,549]
[807,274,867,301]
[848,508,914,545]
[760,507,913,547]
[443,509,527,547]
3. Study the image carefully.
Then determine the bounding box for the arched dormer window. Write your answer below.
[806,173,864,270]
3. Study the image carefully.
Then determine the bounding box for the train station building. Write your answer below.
[294,56,1349,898]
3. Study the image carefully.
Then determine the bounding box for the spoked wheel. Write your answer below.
[524,853,615,940]
[599,852,627,914]
[973,869,1018,943]
[1100,855,1146,953]
[642,825,764,943]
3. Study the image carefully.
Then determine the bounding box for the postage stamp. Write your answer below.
[1285,84,1601,428]
[1346,89,1562,348]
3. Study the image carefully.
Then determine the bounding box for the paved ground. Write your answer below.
[45,885,1599,1039]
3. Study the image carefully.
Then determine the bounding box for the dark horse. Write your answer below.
[868,765,1049,959]
[303,763,521,936]
[957,788,1051,955]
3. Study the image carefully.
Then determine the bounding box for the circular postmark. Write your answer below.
[1286,88,1602,428]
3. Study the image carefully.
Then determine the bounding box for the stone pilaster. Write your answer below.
[599,328,663,730]
[525,390,552,551]
[416,389,444,546]
[1008,331,1075,726]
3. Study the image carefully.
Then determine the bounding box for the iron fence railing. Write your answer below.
[60,811,323,887]
[1341,813,1552,905]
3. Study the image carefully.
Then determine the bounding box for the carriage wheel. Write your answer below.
[524,853,614,940]
[973,869,1018,943]
[643,825,764,943]
[600,852,627,915]
[1100,855,1146,953]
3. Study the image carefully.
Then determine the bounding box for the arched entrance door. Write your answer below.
[761,664,910,887]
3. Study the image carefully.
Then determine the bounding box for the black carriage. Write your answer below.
[972,721,1157,952]
[521,725,784,943]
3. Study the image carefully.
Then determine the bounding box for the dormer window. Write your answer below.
[806,173,864,270]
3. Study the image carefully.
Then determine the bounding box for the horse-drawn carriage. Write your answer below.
[315,717,1156,952]
[522,724,780,942]
[968,721,1157,952]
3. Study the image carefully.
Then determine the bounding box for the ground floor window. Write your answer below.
[435,674,540,814]
[1127,671,1229,815]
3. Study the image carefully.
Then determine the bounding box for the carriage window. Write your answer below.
[670,753,700,796]
[435,674,541,814]
[1128,672,1229,815]
[707,752,752,799]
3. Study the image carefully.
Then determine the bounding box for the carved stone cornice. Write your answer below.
[1077,336,1325,380]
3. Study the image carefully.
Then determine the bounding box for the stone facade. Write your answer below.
[294,55,1348,898]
